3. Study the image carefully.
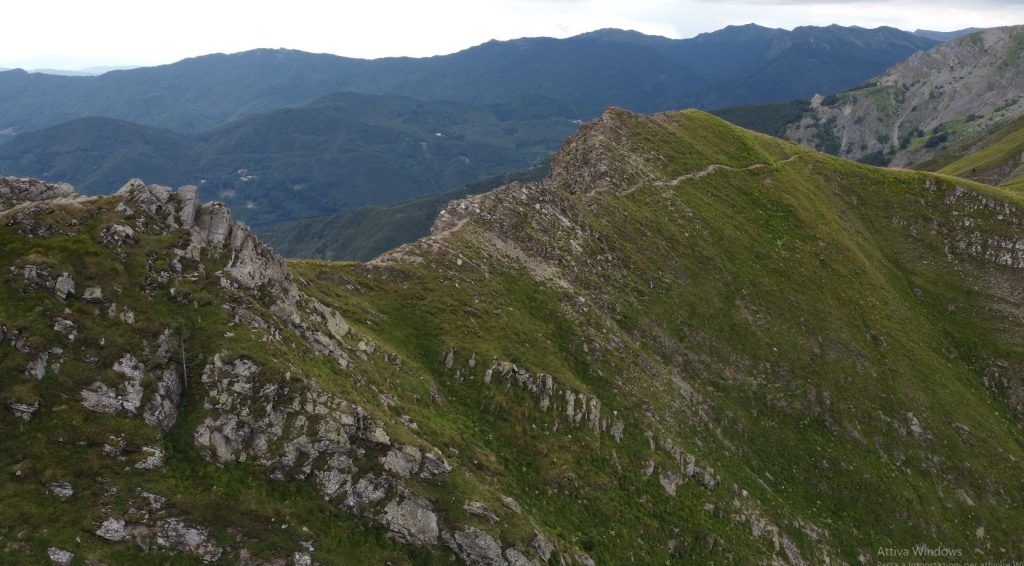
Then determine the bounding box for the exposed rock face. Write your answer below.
[383,445,423,479]
[110,179,293,296]
[47,547,74,565]
[95,517,128,542]
[144,367,183,432]
[786,26,1024,166]
[53,272,75,300]
[449,528,505,566]
[155,518,223,563]
[0,177,75,206]
[381,495,440,545]
[48,482,74,499]
[464,501,499,523]
[8,401,40,421]
[1,174,603,564]
[81,353,145,415]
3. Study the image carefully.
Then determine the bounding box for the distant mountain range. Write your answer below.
[0,24,941,228]
[0,25,937,138]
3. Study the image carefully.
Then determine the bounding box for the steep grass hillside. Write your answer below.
[932,115,1024,185]
[2,110,1023,564]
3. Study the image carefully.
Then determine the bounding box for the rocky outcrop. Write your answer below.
[381,494,440,545]
[448,528,506,566]
[154,518,223,563]
[0,176,567,565]
[0,177,75,207]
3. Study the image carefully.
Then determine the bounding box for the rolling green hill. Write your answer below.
[0,93,576,227]
[262,165,549,261]
[3,109,1024,564]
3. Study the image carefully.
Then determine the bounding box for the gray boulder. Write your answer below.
[81,353,145,415]
[155,518,223,563]
[95,517,128,541]
[383,445,422,479]
[54,272,75,300]
[143,367,183,432]
[451,528,505,566]
[381,495,440,546]
[8,401,40,421]
[47,547,74,565]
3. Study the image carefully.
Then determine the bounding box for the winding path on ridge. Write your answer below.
[617,153,804,197]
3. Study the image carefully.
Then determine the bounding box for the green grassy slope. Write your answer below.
[936,116,1024,185]
[294,110,1024,562]
[3,109,1024,564]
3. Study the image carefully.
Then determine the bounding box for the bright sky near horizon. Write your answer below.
[2,0,1022,70]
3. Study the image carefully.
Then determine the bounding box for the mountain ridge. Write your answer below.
[4,107,1024,564]
[0,25,937,138]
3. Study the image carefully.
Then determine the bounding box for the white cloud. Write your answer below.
[0,0,1020,69]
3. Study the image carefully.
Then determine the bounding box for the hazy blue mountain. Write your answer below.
[0,92,576,226]
[0,25,937,137]
[261,165,549,261]
[913,28,984,41]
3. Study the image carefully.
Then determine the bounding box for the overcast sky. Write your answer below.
[2,0,1021,70]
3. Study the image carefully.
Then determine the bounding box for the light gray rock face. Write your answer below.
[504,547,539,566]
[54,272,75,300]
[53,318,76,341]
[223,228,292,290]
[8,401,40,421]
[532,532,554,562]
[25,351,48,380]
[610,420,625,442]
[136,446,166,470]
[500,495,522,514]
[381,495,440,545]
[0,177,75,205]
[99,223,137,248]
[177,185,199,228]
[349,473,391,508]
[144,367,183,432]
[451,528,505,566]
[292,551,313,566]
[203,203,232,247]
[47,547,74,565]
[81,353,145,415]
[155,518,223,563]
[383,445,423,479]
[420,451,453,479]
[82,286,105,302]
[96,517,128,541]
[48,482,74,499]
[464,501,500,523]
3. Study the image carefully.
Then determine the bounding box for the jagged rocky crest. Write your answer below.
[1,178,570,565]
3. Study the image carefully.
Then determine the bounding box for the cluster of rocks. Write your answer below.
[0,176,76,205]
[94,490,223,563]
[938,185,1024,268]
[445,353,625,440]
[80,330,183,433]
[2,178,581,565]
